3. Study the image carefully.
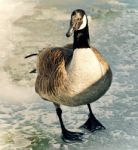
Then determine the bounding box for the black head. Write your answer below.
[66,9,88,37]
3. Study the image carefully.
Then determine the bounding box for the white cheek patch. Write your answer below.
[78,15,87,30]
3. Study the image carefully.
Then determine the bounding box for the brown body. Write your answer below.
[35,46,112,106]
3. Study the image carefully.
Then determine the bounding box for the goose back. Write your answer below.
[35,47,73,103]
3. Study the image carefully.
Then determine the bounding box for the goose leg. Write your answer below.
[54,103,83,142]
[80,104,105,132]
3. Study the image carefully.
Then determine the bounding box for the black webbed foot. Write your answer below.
[80,114,105,132]
[62,128,84,142]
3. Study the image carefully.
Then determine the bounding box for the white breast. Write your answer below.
[67,48,105,95]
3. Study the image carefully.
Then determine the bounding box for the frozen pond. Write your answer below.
[0,0,138,149]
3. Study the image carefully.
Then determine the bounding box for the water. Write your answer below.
[0,0,138,149]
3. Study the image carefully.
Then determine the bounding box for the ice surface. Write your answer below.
[0,0,138,150]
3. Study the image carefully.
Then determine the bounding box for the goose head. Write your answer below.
[66,9,88,37]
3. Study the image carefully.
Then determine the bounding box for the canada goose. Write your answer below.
[35,9,112,142]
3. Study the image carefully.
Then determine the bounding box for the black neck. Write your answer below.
[73,24,90,50]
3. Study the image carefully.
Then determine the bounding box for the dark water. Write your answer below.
[0,0,138,149]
